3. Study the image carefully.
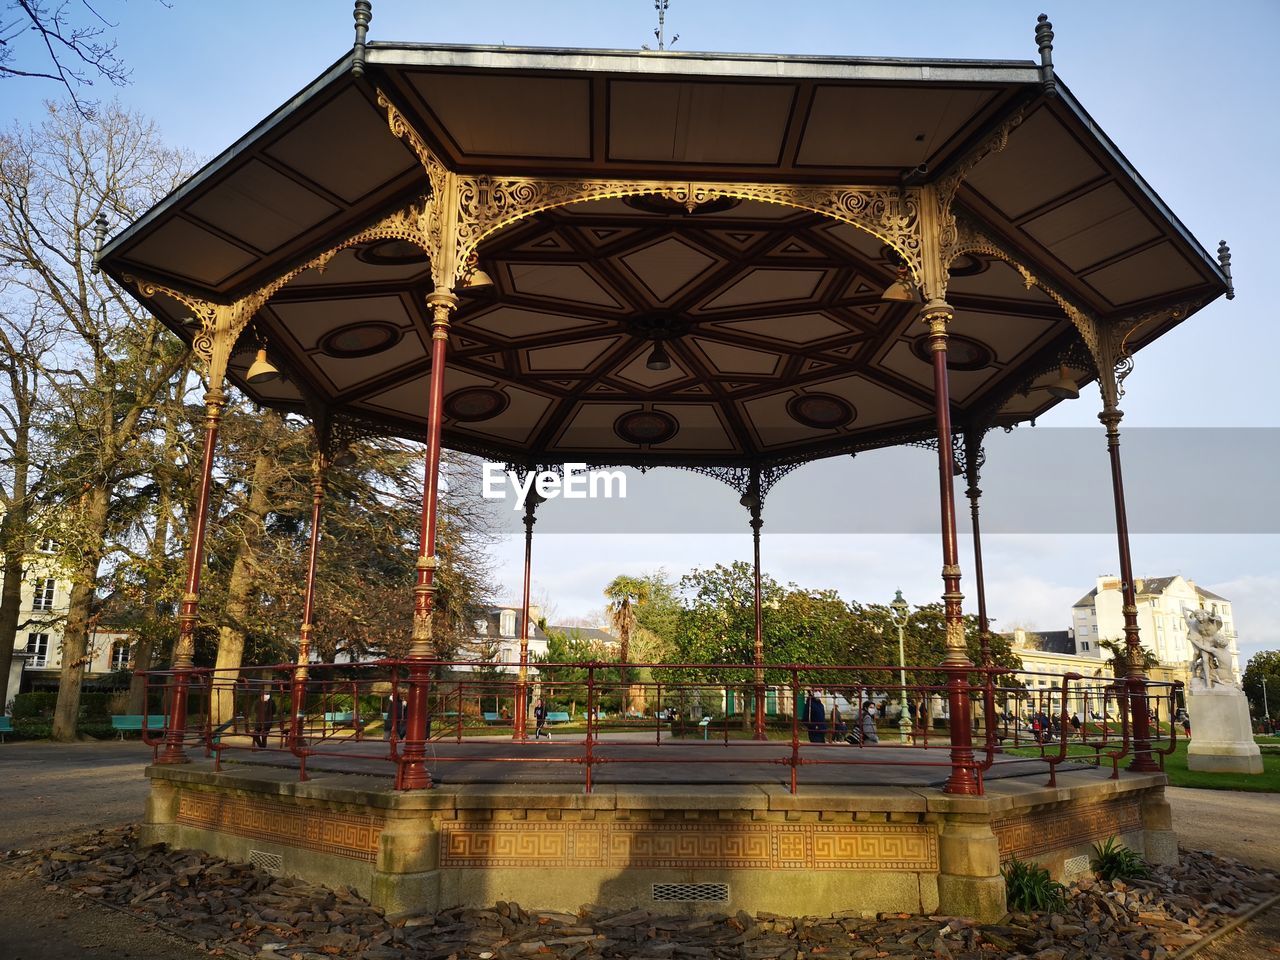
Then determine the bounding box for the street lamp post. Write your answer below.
[889,590,911,744]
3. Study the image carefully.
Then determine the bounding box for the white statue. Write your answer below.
[1185,608,1233,688]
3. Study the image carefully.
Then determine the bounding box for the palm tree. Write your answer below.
[604,575,650,715]
[1098,638,1160,678]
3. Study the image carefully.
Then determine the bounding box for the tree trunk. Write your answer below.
[52,486,110,741]
[0,390,32,712]
[211,448,273,724]
[0,541,24,711]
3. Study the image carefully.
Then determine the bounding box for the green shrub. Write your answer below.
[12,692,58,719]
[1091,837,1150,882]
[1002,856,1067,912]
[78,692,114,720]
[11,718,52,739]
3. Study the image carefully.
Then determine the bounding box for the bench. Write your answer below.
[111,715,167,739]
[0,716,11,742]
[482,712,505,723]
[546,711,571,724]
[322,711,354,725]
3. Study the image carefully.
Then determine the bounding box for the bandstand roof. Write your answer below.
[99,42,1230,469]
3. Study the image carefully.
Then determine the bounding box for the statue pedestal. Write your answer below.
[1186,686,1263,775]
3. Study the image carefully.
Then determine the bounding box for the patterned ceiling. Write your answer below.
[252,196,1075,467]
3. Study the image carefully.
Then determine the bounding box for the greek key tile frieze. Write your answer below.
[993,797,1141,862]
[440,820,937,872]
[176,791,383,862]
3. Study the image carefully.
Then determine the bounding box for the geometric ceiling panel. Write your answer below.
[819,221,889,261]
[965,108,1106,220]
[709,313,850,345]
[1081,242,1203,307]
[879,340,996,403]
[947,259,1054,304]
[1021,182,1160,273]
[507,263,624,308]
[614,348,690,390]
[264,87,418,205]
[454,386,556,444]
[312,332,426,392]
[618,237,719,301]
[283,247,430,287]
[701,268,827,310]
[464,306,606,339]
[270,295,413,351]
[947,309,1055,364]
[407,73,591,158]
[524,337,622,373]
[187,159,339,254]
[607,81,794,164]
[804,373,930,427]
[651,403,736,451]
[741,391,834,447]
[689,338,783,376]
[123,217,258,287]
[797,86,997,167]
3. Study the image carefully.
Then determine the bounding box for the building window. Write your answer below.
[110,642,131,671]
[1078,625,1088,635]
[25,633,49,668]
[499,610,517,638]
[1081,641,1090,651]
[31,577,56,611]
[37,537,58,553]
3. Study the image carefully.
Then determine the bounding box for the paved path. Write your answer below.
[1167,786,1280,871]
[0,740,150,850]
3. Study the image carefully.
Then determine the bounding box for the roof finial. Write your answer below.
[352,0,373,78]
[642,0,678,52]
[91,213,108,275]
[1035,13,1057,97]
[1217,240,1235,300]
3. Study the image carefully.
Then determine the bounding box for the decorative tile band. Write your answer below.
[993,796,1142,862]
[176,791,383,862]
[440,820,938,872]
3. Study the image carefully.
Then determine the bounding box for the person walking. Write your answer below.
[252,688,276,748]
[534,698,550,740]
[801,691,826,744]
[860,701,880,744]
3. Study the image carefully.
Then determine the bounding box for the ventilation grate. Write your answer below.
[1063,854,1091,880]
[248,849,283,875]
[652,882,729,903]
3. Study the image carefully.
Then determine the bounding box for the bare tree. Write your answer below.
[0,1,171,118]
[0,101,193,739]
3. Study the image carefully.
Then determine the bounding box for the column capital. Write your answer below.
[918,299,954,341]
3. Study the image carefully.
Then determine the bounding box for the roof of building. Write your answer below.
[546,625,615,645]
[1004,629,1075,655]
[98,33,1230,472]
[477,606,547,641]
[1074,576,1231,609]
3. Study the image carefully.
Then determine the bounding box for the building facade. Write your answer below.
[0,539,131,701]
[1071,575,1240,685]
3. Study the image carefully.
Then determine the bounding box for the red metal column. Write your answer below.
[156,384,226,765]
[741,480,767,741]
[291,454,326,751]
[1100,408,1158,771]
[922,301,979,795]
[400,292,457,790]
[514,491,538,741]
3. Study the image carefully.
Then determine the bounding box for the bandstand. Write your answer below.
[98,6,1232,920]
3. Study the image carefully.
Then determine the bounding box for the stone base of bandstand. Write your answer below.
[1187,686,1265,774]
[141,764,1174,923]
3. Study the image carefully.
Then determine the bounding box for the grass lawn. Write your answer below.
[1008,738,1280,792]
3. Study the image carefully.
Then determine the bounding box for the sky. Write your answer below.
[5,1,1278,660]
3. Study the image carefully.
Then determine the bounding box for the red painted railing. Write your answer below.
[139,660,1181,795]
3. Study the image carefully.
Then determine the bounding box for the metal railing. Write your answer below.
[140,660,1181,796]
